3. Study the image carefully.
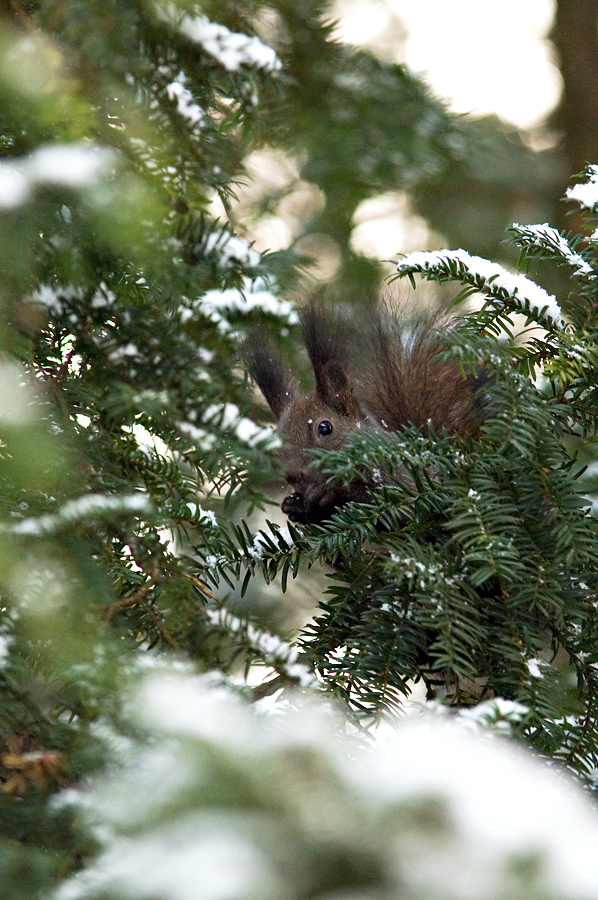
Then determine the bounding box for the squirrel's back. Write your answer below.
[356,313,486,438]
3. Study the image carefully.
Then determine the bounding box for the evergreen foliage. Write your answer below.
[221,207,598,785]
[2,2,598,899]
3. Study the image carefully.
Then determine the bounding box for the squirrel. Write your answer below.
[245,302,487,525]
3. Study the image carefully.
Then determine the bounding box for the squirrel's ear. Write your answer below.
[301,303,357,415]
[244,340,297,420]
[319,360,356,414]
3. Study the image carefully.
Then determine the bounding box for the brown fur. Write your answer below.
[359,312,485,437]
[245,303,486,524]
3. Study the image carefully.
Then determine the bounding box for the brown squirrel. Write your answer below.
[246,303,486,525]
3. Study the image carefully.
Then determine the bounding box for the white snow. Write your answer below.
[342,717,598,899]
[566,165,598,210]
[244,526,294,561]
[201,402,280,447]
[3,493,150,537]
[0,143,113,208]
[455,697,529,731]
[527,657,544,678]
[178,16,281,73]
[193,277,297,336]
[234,417,279,447]
[0,166,28,208]
[55,670,598,900]
[135,671,256,747]
[166,75,205,126]
[185,503,217,528]
[205,554,226,569]
[0,362,38,425]
[90,282,117,308]
[108,343,139,362]
[397,247,562,321]
[28,144,112,188]
[56,813,278,900]
[0,634,13,666]
[29,284,82,316]
[177,421,217,451]
[204,232,261,269]
[206,608,318,689]
[512,223,593,276]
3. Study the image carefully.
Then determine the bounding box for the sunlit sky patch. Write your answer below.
[334,0,560,130]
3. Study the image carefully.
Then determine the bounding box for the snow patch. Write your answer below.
[56,813,278,900]
[177,422,217,452]
[512,223,593,276]
[3,493,150,537]
[567,165,598,210]
[166,75,205,126]
[185,504,217,528]
[204,232,261,269]
[0,143,113,209]
[0,634,13,666]
[206,608,318,689]
[397,248,562,321]
[56,672,598,900]
[201,403,280,448]
[527,657,544,679]
[0,362,38,425]
[191,277,297,336]
[178,16,281,73]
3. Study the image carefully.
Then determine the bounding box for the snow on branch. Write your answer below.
[1,493,151,537]
[0,144,114,209]
[155,5,281,74]
[177,400,279,451]
[193,277,297,335]
[206,607,320,689]
[203,232,261,269]
[179,16,282,73]
[166,75,205,127]
[29,281,116,316]
[202,402,280,448]
[566,165,598,210]
[510,223,594,277]
[396,248,562,322]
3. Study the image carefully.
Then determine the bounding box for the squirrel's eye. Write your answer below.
[317,420,333,437]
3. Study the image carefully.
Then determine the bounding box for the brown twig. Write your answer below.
[53,345,77,391]
[138,598,182,651]
[105,571,182,651]
[182,571,222,604]
[104,578,156,623]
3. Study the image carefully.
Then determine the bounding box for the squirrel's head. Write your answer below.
[246,303,487,524]
[245,305,370,524]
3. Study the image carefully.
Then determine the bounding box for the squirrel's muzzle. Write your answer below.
[281,471,372,525]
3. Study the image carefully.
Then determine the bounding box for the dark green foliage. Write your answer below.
[201,193,598,786]
[3,1,598,897]
[0,1,301,892]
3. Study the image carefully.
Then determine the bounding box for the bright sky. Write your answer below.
[330,0,562,261]
[334,0,560,130]
[241,1,562,265]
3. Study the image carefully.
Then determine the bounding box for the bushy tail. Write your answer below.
[357,310,486,437]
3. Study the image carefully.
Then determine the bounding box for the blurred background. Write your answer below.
[213,0,590,305]
[215,0,597,628]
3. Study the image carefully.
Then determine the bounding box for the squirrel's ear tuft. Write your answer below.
[243,339,297,420]
[301,303,358,415]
